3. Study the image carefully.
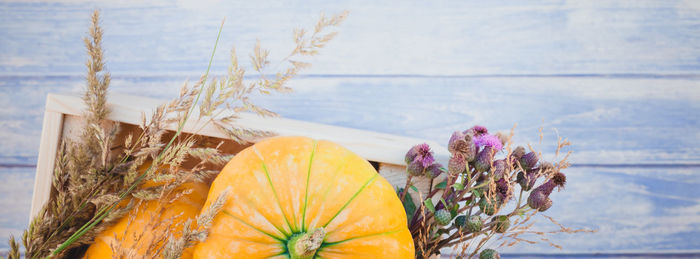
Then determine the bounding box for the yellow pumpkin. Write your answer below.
[193,136,414,259]
[84,166,210,259]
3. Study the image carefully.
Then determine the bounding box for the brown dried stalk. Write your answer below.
[10,9,348,259]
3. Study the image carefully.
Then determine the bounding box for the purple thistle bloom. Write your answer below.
[492,159,507,180]
[405,143,435,176]
[467,125,489,137]
[405,143,434,168]
[495,178,512,202]
[474,134,503,150]
[527,172,566,211]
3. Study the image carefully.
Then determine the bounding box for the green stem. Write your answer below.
[287,228,325,259]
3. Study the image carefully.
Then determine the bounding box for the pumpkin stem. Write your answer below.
[287,227,325,259]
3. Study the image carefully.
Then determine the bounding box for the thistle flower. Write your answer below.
[480,249,500,259]
[474,134,503,151]
[448,152,467,175]
[448,131,477,162]
[405,143,434,176]
[492,215,510,233]
[516,170,537,191]
[509,146,526,164]
[519,152,539,170]
[474,146,495,173]
[495,178,512,203]
[467,125,488,137]
[426,163,444,178]
[528,172,566,211]
[492,159,507,180]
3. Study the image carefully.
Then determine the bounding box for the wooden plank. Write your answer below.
[28,108,63,220]
[44,93,450,166]
[1,1,699,76]
[2,76,694,165]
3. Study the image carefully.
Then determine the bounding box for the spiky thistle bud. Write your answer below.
[426,163,444,178]
[519,152,539,170]
[478,197,497,216]
[509,146,526,164]
[492,215,510,233]
[527,172,566,211]
[434,209,452,226]
[495,178,512,203]
[492,159,507,180]
[455,215,467,228]
[479,249,500,259]
[474,146,495,173]
[466,215,483,233]
[516,170,537,191]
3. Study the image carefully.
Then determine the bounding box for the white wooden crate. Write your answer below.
[30,93,450,220]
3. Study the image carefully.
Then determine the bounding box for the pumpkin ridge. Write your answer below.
[303,151,351,230]
[322,173,379,228]
[240,192,292,238]
[222,209,286,242]
[260,159,297,233]
[320,228,404,249]
[301,140,317,231]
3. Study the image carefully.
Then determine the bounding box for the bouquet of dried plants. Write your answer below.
[6,9,347,259]
[398,126,592,258]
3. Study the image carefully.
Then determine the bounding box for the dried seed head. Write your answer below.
[448,152,467,175]
[448,131,477,162]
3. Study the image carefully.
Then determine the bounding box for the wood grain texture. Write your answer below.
[28,108,62,221]
[1,1,699,76]
[1,0,699,255]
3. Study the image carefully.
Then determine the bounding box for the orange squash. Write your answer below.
[193,136,414,258]
[84,166,210,259]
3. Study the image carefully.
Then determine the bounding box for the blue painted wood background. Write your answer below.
[1,0,700,255]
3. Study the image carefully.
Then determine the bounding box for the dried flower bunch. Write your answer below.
[6,9,346,259]
[399,126,590,258]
